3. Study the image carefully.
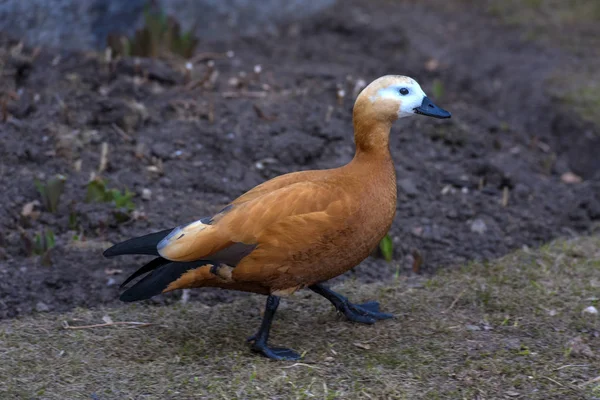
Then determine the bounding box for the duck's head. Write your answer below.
[354,75,451,124]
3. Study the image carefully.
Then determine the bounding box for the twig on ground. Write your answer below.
[112,123,133,142]
[443,289,467,313]
[253,104,277,121]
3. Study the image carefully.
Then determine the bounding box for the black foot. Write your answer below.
[354,301,381,313]
[250,342,301,361]
[247,295,301,361]
[309,284,394,324]
[341,301,394,324]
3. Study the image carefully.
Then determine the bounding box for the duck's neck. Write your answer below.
[346,108,397,210]
[350,108,393,164]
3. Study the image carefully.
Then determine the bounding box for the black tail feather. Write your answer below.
[120,257,170,289]
[119,259,209,302]
[103,229,173,257]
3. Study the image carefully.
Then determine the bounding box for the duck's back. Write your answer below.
[156,154,396,295]
[227,157,397,293]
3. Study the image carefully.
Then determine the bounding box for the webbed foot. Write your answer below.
[340,301,394,324]
[247,295,301,361]
[250,342,301,361]
[309,284,394,324]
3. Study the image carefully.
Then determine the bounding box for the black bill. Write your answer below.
[414,97,451,119]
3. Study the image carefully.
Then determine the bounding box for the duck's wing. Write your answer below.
[115,180,356,300]
[157,181,356,263]
[230,169,325,206]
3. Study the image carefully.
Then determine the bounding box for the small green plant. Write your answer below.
[86,178,135,211]
[517,345,531,356]
[34,175,66,213]
[379,233,394,262]
[21,228,56,266]
[34,229,55,255]
[108,5,198,59]
[431,79,445,99]
[68,211,78,230]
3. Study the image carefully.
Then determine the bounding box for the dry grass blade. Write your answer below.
[412,249,423,273]
[443,288,467,313]
[580,375,600,387]
[98,142,109,173]
[62,320,155,330]
[502,186,510,207]
[253,104,277,121]
[222,91,268,99]
[112,123,133,142]
[281,363,323,370]
[555,364,590,371]
[542,376,583,394]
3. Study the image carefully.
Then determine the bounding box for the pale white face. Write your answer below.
[369,79,428,118]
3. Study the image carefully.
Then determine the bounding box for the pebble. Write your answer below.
[470,218,487,234]
[582,306,598,315]
[561,171,582,184]
[465,324,481,331]
[398,178,418,197]
[35,301,50,312]
[141,188,152,201]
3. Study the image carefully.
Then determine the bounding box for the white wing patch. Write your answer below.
[157,219,209,256]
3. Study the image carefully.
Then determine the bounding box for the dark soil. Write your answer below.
[0,0,599,319]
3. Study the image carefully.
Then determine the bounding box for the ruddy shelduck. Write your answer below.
[104,75,451,360]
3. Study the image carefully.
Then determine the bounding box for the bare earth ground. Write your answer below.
[0,237,598,399]
[0,0,599,319]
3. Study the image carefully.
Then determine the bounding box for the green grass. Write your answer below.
[548,72,600,128]
[0,237,599,399]
[86,178,135,211]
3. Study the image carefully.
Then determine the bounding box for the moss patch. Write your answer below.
[1,237,599,399]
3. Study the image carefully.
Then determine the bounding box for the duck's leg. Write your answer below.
[247,295,301,361]
[309,283,394,324]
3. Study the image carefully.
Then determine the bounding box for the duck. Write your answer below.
[103,75,451,360]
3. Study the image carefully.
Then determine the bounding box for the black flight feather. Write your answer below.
[119,257,170,289]
[119,260,209,302]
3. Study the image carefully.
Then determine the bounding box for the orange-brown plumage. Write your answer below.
[104,75,450,360]
[157,81,401,296]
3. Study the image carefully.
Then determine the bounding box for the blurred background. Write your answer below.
[0,0,598,323]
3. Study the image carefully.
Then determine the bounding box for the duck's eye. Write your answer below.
[399,88,409,95]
